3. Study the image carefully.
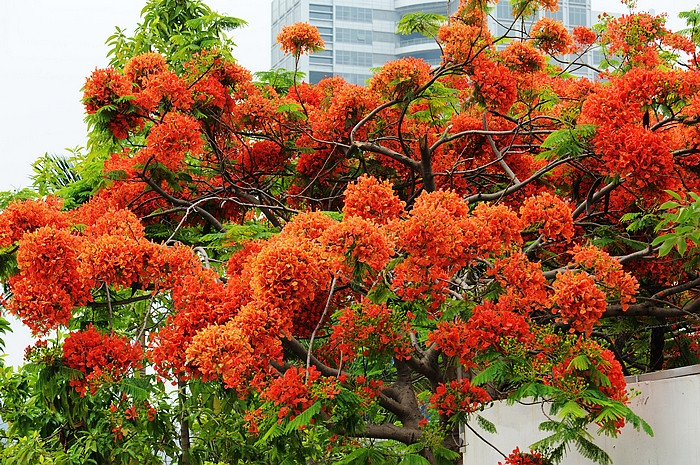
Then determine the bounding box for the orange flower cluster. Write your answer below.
[226,239,265,280]
[82,208,145,240]
[138,112,204,172]
[551,271,607,335]
[261,366,320,422]
[135,70,193,113]
[499,448,548,465]
[573,26,597,47]
[531,17,574,55]
[83,67,142,138]
[392,190,471,310]
[250,236,332,337]
[470,59,517,113]
[331,301,411,361]
[342,175,405,225]
[0,197,68,248]
[62,325,143,396]
[429,379,491,416]
[471,203,523,255]
[151,265,243,378]
[8,227,91,335]
[579,67,700,196]
[123,52,169,87]
[278,211,336,242]
[276,22,325,57]
[500,42,547,73]
[465,302,534,351]
[595,124,674,189]
[437,16,492,65]
[428,302,532,367]
[184,51,252,111]
[238,139,289,174]
[396,190,470,270]
[491,253,549,311]
[184,303,283,395]
[571,245,638,311]
[369,57,432,98]
[601,13,668,62]
[519,192,574,242]
[320,216,394,278]
[78,235,150,290]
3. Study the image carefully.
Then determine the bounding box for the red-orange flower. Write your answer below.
[0,197,68,248]
[277,22,325,57]
[532,17,574,55]
[551,271,607,335]
[63,325,143,396]
[369,57,432,98]
[520,192,574,242]
[343,175,405,225]
[429,379,491,416]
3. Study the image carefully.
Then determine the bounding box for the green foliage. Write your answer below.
[396,12,446,38]
[652,190,700,257]
[533,417,612,465]
[475,414,497,434]
[106,0,246,72]
[255,69,306,95]
[678,9,700,45]
[0,188,39,210]
[32,152,81,196]
[0,315,10,351]
[539,124,596,160]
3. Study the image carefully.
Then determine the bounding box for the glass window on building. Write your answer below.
[336,50,373,67]
[374,31,397,44]
[398,32,433,47]
[545,8,564,22]
[569,7,587,26]
[336,6,373,23]
[399,49,442,65]
[310,55,333,65]
[373,10,396,22]
[496,0,512,20]
[309,71,332,83]
[310,3,333,20]
[343,73,371,85]
[336,28,372,44]
[310,49,333,65]
[317,26,333,43]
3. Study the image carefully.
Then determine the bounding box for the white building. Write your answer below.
[270,0,597,84]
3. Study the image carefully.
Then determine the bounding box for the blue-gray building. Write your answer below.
[271,0,597,84]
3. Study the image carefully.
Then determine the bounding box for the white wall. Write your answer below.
[463,365,700,465]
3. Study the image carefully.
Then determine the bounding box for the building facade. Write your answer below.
[270,0,596,84]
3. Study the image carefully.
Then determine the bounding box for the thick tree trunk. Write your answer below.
[178,377,191,465]
[649,319,665,371]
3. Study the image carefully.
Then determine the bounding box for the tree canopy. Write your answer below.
[0,0,699,464]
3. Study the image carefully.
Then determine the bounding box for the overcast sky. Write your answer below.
[0,0,698,366]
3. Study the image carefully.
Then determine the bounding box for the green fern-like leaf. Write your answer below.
[567,355,591,371]
[399,454,431,465]
[472,360,508,386]
[573,434,612,465]
[119,377,152,401]
[284,402,321,433]
[396,12,446,37]
[476,414,497,434]
[539,124,596,160]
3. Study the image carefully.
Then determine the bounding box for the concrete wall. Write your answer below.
[462,365,700,465]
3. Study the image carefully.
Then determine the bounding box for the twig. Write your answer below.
[306,275,337,383]
[464,421,506,458]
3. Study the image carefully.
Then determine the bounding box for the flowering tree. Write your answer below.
[1,0,699,464]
